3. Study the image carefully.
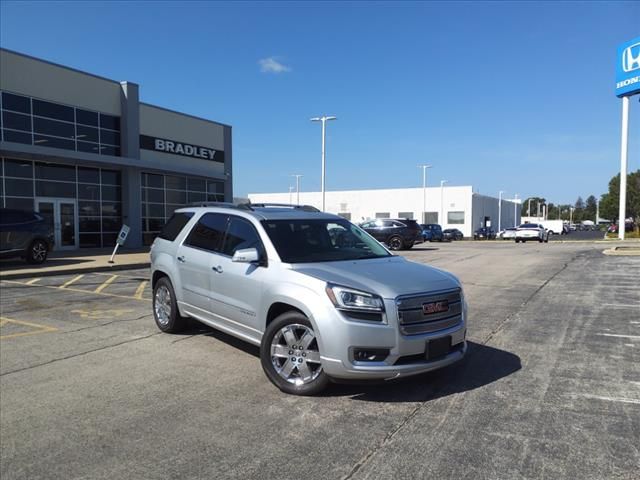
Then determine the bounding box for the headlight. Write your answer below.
[325,284,385,312]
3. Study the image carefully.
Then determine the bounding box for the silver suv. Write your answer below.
[150,203,467,395]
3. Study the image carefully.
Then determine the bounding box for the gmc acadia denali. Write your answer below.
[150,203,467,395]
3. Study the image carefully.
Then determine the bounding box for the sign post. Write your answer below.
[108,224,130,264]
[615,36,640,240]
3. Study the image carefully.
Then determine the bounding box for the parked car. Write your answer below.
[443,228,464,241]
[0,209,53,264]
[420,223,444,242]
[150,203,467,395]
[515,223,549,243]
[473,227,496,240]
[360,218,422,250]
[497,227,517,240]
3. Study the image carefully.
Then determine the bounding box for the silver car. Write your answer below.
[150,203,467,395]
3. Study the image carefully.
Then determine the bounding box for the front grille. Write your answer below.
[396,288,462,335]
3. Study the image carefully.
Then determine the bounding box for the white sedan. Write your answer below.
[498,227,517,239]
[515,223,549,243]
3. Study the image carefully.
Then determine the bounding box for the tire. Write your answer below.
[515,239,520,243]
[26,239,48,264]
[152,277,187,333]
[522,240,527,243]
[260,312,330,396]
[539,238,543,243]
[387,236,403,251]
[403,242,414,250]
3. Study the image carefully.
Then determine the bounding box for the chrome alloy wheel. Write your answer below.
[154,285,172,327]
[32,242,47,262]
[270,324,322,385]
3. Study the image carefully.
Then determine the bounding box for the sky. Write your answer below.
[1,1,639,204]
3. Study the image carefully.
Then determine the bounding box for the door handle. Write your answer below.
[212,265,223,274]
[177,256,186,263]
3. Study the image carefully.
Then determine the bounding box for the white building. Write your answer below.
[249,186,521,238]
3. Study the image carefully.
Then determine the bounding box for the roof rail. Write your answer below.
[242,203,320,212]
[188,201,253,210]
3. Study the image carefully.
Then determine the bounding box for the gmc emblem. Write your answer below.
[422,300,449,315]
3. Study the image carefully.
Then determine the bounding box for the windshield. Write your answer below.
[262,219,392,263]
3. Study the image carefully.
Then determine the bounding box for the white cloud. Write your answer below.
[258,57,291,74]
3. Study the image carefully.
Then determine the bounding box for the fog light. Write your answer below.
[353,348,390,362]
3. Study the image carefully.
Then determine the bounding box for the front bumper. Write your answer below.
[316,299,467,381]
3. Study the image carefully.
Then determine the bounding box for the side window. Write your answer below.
[159,212,194,241]
[382,220,395,228]
[392,221,405,227]
[222,217,263,256]
[185,213,227,253]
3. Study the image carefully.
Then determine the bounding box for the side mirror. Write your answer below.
[232,248,260,264]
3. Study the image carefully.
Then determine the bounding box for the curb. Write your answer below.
[0,262,151,280]
[602,246,640,256]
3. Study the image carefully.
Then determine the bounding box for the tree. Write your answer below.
[520,197,546,217]
[599,170,640,222]
[584,195,597,222]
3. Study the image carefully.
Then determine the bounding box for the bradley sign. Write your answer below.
[140,135,224,163]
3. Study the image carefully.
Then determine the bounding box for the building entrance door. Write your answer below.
[35,198,78,250]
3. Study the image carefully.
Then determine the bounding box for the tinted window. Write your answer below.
[2,92,31,113]
[101,170,120,186]
[6,178,34,197]
[99,113,120,131]
[76,125,99,143]
[188,178,206,192]
[185,213,227,252]
[33,99,74,122]
[3,129,32,145]
[4,159,33,178]
[33,135,75,150]
[222,217,262,256]
[447,211,465,224]
[77,141,100,153]
[33,117,75,138]
[35,162,75,181]
[159,212,194,241]
[76,109,99,126]
[142,173,163,188]
[2,111,31,131]
[77,167,100,184]
[100,129,120,146]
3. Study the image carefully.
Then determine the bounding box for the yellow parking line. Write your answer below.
[134,281,148,300]
[94,274,118,293]
[0,316,58,340]
[59,274,84,289]
[25,278,41,285]
[0,279,151,302]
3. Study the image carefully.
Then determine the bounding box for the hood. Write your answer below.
[290,256,461,299]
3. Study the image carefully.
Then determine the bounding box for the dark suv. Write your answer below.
[360,218,422,250]
[0,209,53,264]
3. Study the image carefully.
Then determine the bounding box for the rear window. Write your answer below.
[158,212,194,241]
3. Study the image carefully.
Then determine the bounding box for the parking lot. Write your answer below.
[1,240,638,480]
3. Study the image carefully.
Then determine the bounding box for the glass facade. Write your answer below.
[0,157,122,247]
[141,172,225,245]
[0,90,121,157]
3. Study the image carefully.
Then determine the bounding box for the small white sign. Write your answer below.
[116,224,130,246]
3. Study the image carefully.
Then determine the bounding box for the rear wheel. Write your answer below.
[261,312,329,396]
[26,239,48,264]
[387,236,403,250]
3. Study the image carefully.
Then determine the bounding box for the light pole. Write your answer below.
[418,164,432,223]
[440,180,448,225]
[310,116,337,211]
[570,207,574,226]
[290,174,303,205]
[288,185,294,204]
[498,190,504,232]
[528,198,532,218]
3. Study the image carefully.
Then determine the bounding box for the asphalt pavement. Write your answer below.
[1,240,638,480]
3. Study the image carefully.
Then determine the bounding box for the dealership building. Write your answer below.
[249,186,521,238]
[0,48,232,249]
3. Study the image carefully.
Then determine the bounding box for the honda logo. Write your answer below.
[622,42,640,73]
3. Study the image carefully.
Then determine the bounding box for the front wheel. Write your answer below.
[153,277,187,333]
[261,312,330,396]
